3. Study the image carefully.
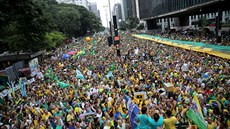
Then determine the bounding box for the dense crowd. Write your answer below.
[155,31,230,46]
[0,33,230,129]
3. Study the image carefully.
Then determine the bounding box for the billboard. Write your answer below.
[29,58,40,77]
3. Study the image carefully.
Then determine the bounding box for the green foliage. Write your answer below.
[44,31,65,50]
[119,21,128,31]
[126,16,140,30]
[137,23,144,30]
[0,0,48,52]
[197,17,211,28]
[55,4,81,37]
[41,1,104,37]
[0,0,104,53]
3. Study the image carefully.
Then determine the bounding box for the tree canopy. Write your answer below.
[0,0,104,53]
[119,16,140,31]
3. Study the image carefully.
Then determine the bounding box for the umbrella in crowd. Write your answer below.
[67,51,76,55]
[62,54,71,59]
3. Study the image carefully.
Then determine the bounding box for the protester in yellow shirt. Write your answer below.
[164,110,178,129]
[41,110,52,123]
[207,117,217,129]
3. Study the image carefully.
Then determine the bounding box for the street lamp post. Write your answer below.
[103,5,109,29]
[108,0,112,24]
[108,0,113,40]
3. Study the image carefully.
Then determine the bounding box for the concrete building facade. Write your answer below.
[138,0,230,31]
[89,2,101,19]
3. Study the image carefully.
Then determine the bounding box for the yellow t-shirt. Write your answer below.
[172,108,176,116]
[41,112,52,122]
[118,105,124,114]
[74,107,82,113]
[107,101,112,107]
[208,122,217,129]
[135,78,139,84]
[40,126,45,129]
[70,90,74,96]
[52,109,57,114]
[221,97,226,102]
[67,114,74,122]
[130,76,134,82]
[45,89,50,95]
[227,120,230,128]
[164,116,178,129]
[133,98,139,105]
[34,120,38,127]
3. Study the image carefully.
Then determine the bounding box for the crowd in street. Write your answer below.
[0,33,230,129]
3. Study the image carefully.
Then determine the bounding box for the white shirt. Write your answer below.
[108,97,112,102]
[81,102,85,109]
[92,88,98,94]
[134,48,139,55]
[203,107,207,117]
[87,70,92,76]
[97,112,102,118]
[104,126,110,129]
[197,78,203,84]
[181,63,188,71]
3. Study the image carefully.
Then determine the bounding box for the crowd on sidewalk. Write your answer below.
[152,30,230,46]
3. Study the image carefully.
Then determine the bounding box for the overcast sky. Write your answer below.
[88,0,121,28]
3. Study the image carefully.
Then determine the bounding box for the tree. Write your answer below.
[55,4,81,37]
[126,16,140,30]
[0,0,104,53]
[76,6,104,36]
[119,21,128,31]
[137,23,144,30]
[43,2,104,37]
[0,0,48,53]
[197,17,211,28]
[44,31,65,50]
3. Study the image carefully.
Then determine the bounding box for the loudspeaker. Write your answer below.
[107,36,112,46]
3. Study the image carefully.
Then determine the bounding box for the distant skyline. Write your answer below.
[88,0,121,27]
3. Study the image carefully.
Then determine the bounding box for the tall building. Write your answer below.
[127,0,136,18]
[138,0,230,31]
[112,3,122,23]
[121,0,128,21]
[121,0,137,21]
[56,0,89,10]
[89,2,101,19]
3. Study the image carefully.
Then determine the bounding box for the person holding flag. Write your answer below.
[186,93,208,129]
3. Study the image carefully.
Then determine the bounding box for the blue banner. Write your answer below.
[20,80,27,97]
[124,95,140,129]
